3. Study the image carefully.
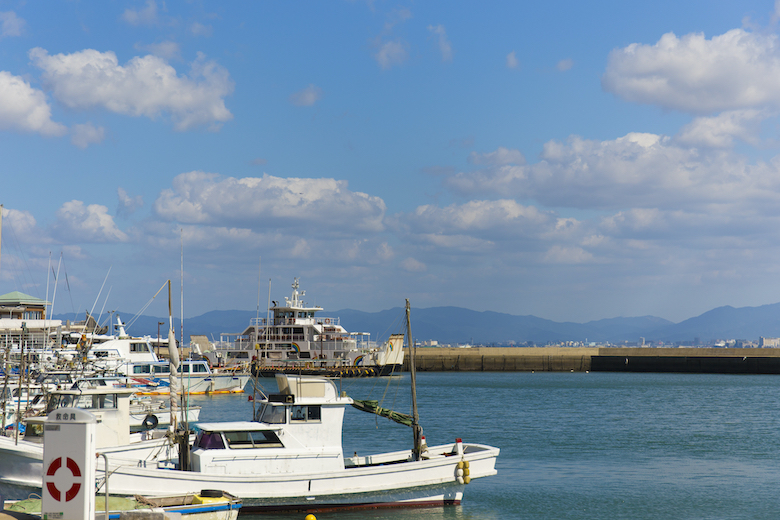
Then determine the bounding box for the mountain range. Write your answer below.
[53,301,780,345]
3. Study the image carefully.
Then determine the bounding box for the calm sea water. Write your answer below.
[189,372,780,520]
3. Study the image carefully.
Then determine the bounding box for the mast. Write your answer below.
[406,299,422,460]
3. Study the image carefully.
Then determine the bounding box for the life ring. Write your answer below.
[142,414,159,430]
[324,318,331,324]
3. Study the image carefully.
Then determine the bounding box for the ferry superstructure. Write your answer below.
[208,278,404,377]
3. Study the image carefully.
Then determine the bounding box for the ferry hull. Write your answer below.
[251,363,403,378]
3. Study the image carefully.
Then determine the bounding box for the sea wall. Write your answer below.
[404,347,780,373]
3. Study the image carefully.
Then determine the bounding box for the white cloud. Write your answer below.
[117,188,144,216]
[506,51,518,69]
[122,0,159,26]
[428,24,453,62]
[0,11,25,38]
[543,245,594,264]
[445,134,780,212]
[675,110,765,148]
[190,22,213,37]
[289,84,322,107]
[0,71,67,136]
[401,257,426,272]
[374,40,408,70]
[153,171,387,234]
[52,201,128,242]
[557,58,573,71]
[603,29,780,114]
[71,122,105,149]
[137,41,181,61]
[29,48,234,131]
[468,147,525,166]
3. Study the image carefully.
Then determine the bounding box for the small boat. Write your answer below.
[5,490,241,520]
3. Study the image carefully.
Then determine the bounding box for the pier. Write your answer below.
[404,347,780,374]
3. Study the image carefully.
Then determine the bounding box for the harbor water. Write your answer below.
[190,371,780,519]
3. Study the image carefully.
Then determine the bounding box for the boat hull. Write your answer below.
[92,442,498,512]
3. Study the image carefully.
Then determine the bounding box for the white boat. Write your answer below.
[88,317,249,395]
[94,372,498,512]
[208,278,405,378]
[0,386,182,500]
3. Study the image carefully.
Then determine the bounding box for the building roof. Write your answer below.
[0,291,49,306]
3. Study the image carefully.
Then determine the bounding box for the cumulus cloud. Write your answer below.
[122,0,159,26]
[603,29,780,114]
[401,257,426,272]
[445,134,780,212]
[29,48,234,131]
[0,71,67,136]
[71,122,105,149]
[506,51,518,69]
[0,11,25,38]
[153,171,387,234]
[675,109,765,148]
[117,188,144,216]
[428,24,453,62]
[468,147,525,166]
[137,41,181,61]
[374,40,408,69]
[52,201,128,242]
[289,84,322,107]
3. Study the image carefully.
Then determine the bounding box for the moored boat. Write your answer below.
[207,278,404,378]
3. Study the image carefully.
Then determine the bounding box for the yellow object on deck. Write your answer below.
[192,495,228,505]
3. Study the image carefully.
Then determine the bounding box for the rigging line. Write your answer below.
[126,280,169,330]
[60,254,78,316]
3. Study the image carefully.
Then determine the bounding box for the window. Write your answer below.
[223,430,283,449]
[133,365,151,374]
[290,405,321,422]
[258,403,286,424]
[153,365,170,374]
[130,343,148,353]
[195,431,225,450]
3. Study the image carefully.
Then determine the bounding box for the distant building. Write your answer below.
[759,337,780,348]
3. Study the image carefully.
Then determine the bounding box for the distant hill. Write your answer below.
[53,302,780,345]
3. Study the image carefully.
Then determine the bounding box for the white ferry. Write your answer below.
[207,278,404,377]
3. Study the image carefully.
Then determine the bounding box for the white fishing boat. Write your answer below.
[0,385,182,500]
[83,301,499,512]
[88,317,249,395]
[208,278,404,378]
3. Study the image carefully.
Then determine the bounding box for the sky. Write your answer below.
[3,1,780,325]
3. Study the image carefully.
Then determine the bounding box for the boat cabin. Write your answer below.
[189,374,352,474]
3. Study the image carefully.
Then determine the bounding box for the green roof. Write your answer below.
[0,291,49,305]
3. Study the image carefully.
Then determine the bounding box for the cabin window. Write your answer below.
[153,365,170,374]
[223,430,283,449]
[195,431,225,450]
[133,365,151,374]
[194,364,208,373]
[290,405,321,422]
[130,342,148,352]
[257,403,286,424]
[299,352,311,359]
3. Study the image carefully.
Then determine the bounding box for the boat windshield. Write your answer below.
[46,393,118,412]
[257,403,286,424]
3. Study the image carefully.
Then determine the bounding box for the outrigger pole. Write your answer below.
[406,299,423,461]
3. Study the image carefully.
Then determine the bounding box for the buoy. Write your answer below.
[305,515,317,520]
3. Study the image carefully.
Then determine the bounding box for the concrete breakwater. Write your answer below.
[404,347,780,374]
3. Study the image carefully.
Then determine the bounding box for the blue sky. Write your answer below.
[2,1,780,325]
